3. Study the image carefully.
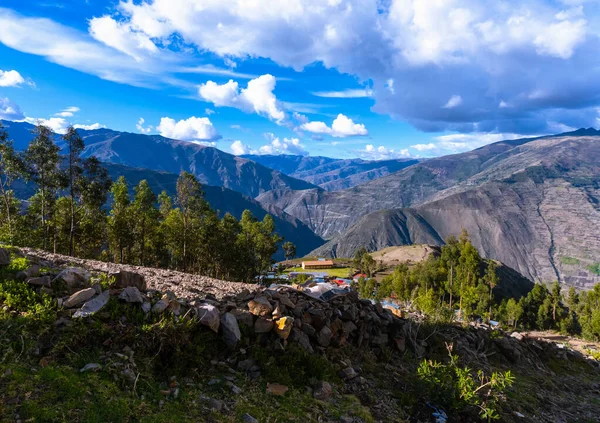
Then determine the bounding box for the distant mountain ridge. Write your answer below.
[2,121,317,199]
[242,154,420,191]
[263,130,600,289]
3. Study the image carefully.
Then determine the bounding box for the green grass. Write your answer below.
[586,263,600,275]
[283,266,354,278]
[560,256,581,265]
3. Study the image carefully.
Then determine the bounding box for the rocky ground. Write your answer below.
[20,247,254,300]
[1,247,600,422]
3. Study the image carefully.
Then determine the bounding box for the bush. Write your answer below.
[417,343,514,421]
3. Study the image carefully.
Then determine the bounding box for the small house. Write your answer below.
[301,260,334,270]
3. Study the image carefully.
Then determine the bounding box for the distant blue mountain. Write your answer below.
[2,121,317,199]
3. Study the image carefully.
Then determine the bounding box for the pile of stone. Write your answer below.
[7,247,594,373]
[10,248,409,357]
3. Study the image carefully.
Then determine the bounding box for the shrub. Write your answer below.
[417,343,514,421]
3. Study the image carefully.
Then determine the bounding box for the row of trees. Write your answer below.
[357,230,600,342]
[0,122,282,282]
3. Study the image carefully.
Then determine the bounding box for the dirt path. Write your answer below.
[21,248,258,300]
[524,330,600,357]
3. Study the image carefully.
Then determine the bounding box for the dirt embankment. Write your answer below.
[21,248,256,300]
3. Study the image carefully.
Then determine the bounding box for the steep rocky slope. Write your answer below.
[274,133,600,288]
[243,154,419,191]
[3,121,316,198]
[310,209,443,258]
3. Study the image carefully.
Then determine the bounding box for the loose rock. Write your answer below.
[313,381,333,401]
[111,270,146,291]
[26,276,52,288]
[221,312,241,347]
[53,267,91,288]
[0,248,10,266]
[248,296,273,317]
[80,363,102,372]
[275,316,294,340]
[254,317,274,333]
[73,291,110,318]
[197,304,220,333]
[119,286,144,303]
[63,288,96,308]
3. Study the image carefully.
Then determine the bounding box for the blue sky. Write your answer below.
[1,0,600,159]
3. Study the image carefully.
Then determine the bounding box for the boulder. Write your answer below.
[232,309,254,328]
[313,381,333,401]
[152,299,169,314]
[248,296,273,317]
[18,265,41,280]
[73,291,110,318]
[119,287,144,303]
[317,326,332,347]
[340,367,358,381]
[221,312,241,347]
[53,267,91,289]
[0,248,10,266]
[242,414,258,423]
[254,317,274,334]
[371,333,389,346]
[111,270,146,291]
[342,321,357,335]
[291,328,314,353]
[302,323,317,337]
[26,276,52,288]
[63,288,96,308]
[274,316,294,340]
[141,302,152,313]
[197,304,220,333]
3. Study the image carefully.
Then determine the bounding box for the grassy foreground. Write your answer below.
[1,252,599,422]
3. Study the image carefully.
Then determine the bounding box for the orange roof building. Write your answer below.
[301,260,334,270]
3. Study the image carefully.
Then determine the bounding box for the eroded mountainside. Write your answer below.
[269,132,600,288]
[243,154,419,191]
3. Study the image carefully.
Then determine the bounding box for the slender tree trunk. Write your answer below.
[0,181,13,244]
[69,196,75,256]
[459,279,463,320]
[449,264,453,310]
[489,285,493,322]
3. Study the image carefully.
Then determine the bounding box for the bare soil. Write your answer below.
[21,248,257,300]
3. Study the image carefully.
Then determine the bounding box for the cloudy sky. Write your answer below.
[1,0,599,159]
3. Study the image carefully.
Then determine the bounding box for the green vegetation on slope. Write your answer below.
[355,231,600,342]
[0,122,282,282]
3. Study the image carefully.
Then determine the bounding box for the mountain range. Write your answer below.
[242,154,419,191]
[259,129,600,289]
[5,119,600,289]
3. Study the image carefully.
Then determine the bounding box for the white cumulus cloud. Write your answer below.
[136,117,152,134]
[199,74,285,124]
[157,116,221,141]
[360,144,411,160]
[301,114,368,138]
[0,97,25,120]
[230,140,249,155]
[74,123,105,130]
[258,133,307,155]
[0,69,33,87]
